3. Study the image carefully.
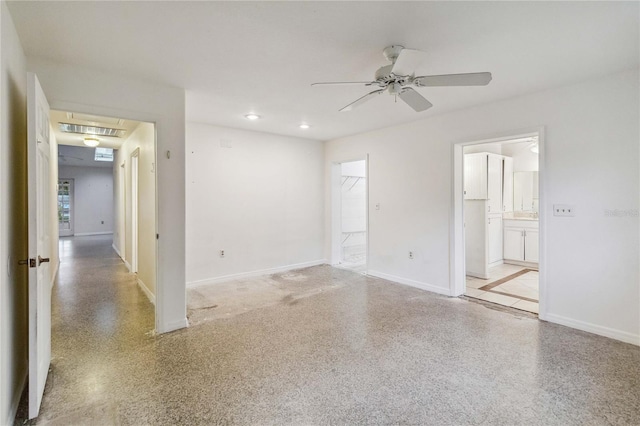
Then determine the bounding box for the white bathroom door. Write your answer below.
[27,73,52,419]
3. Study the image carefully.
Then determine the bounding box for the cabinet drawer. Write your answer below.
[503,219,538,229]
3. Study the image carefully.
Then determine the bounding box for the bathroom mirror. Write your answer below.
[513,171,539,212]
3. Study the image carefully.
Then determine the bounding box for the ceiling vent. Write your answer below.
[58,122,127,138]
[66,112,124,126]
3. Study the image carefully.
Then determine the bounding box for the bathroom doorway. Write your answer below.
[457,134,542,315]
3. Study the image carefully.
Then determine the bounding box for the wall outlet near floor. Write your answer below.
[409,251,414,259]
[553,204,575,217]
[220,250,225,258]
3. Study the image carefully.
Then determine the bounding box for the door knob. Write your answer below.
[38,255,50,266]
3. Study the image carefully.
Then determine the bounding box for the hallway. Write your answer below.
[17,236,640,425]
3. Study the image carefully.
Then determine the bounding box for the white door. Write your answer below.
[27,73,52,419]
[524,229,539,263]
[488,215,503,264]
[502,157,513,212]
[503,227,524,261]
[487,154,502,213]
[131,150,139,273]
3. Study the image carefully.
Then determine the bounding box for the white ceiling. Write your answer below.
[8,1,639,141]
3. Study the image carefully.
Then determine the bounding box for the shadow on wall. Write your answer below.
[7,72,29,415]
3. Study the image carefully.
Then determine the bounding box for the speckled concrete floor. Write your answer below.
[17,235,640,425]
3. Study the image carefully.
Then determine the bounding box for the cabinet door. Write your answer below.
[464,154,487,200]
[503,228,524,261]
[487,154,502,213]
[488,215,503,264]
[524,229,539,263]
[502,157,513,212]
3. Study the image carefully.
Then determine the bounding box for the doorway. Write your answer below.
[454,132,543,315]
[57,178,74,237]
[332,159,368,273]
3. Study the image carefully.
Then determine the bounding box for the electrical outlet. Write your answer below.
[553,204,575,217]
[220,250,225,258]
[409,251,414,259]
[101,220,104,224]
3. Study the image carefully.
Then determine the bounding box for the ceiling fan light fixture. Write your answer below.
[83,137,100,147]
[244,113,261,120]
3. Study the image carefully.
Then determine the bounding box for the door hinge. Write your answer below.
[18,258,36,268]
[156,234,159,240]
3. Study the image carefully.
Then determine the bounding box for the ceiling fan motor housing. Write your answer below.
[383,45,404,63]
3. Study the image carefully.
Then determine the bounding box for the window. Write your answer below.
[94,147,114,162]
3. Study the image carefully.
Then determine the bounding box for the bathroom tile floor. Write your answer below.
[465,265,539,314]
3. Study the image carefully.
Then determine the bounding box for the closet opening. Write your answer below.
[331,159,368,274]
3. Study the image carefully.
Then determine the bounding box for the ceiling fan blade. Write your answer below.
[339,89,385,112]
[311,81,374,87]
[399,87,433,112]
[414,72,492,87]
[391,48,427,77]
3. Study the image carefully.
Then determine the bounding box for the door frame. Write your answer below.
[57,178,74,237]
[330,156,369,272]
[130,149,140,274]
[49,100,160,331]
[451,127,547,319]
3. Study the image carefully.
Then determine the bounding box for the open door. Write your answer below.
[27,73,52,419]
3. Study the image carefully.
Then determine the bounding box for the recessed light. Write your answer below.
[83,137,100,147]
[299,123,310,129]
[244,114,261,120]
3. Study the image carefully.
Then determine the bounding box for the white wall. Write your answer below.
[186,122,324,286]
[325,68,639,344]
[58,165,113,236]
[27,57,186,333]
[0,3,28,423]
[113,122,156,298]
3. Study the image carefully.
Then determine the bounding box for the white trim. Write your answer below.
[163,318,189,333]
[50,259,60,290]
[367,270,452,296]
[123,259,132,272]
[73,231,113,237]
[503,260,539,269]
[137,278,156,305]
[545,313,640,346]
[187,259,327,288]
[112,243,122,259]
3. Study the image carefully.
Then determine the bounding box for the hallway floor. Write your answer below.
[18,236,640,425]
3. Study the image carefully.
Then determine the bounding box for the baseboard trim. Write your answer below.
[367,270,452,296]
[74,231,113,236]
[112,243,122,259]
[137,278,156,305]
[504,260,539,269]
[187,259,327,288]
[123,260,132,272]
[545,313,639,346]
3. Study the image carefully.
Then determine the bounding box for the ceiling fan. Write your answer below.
[312,45,492,112]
